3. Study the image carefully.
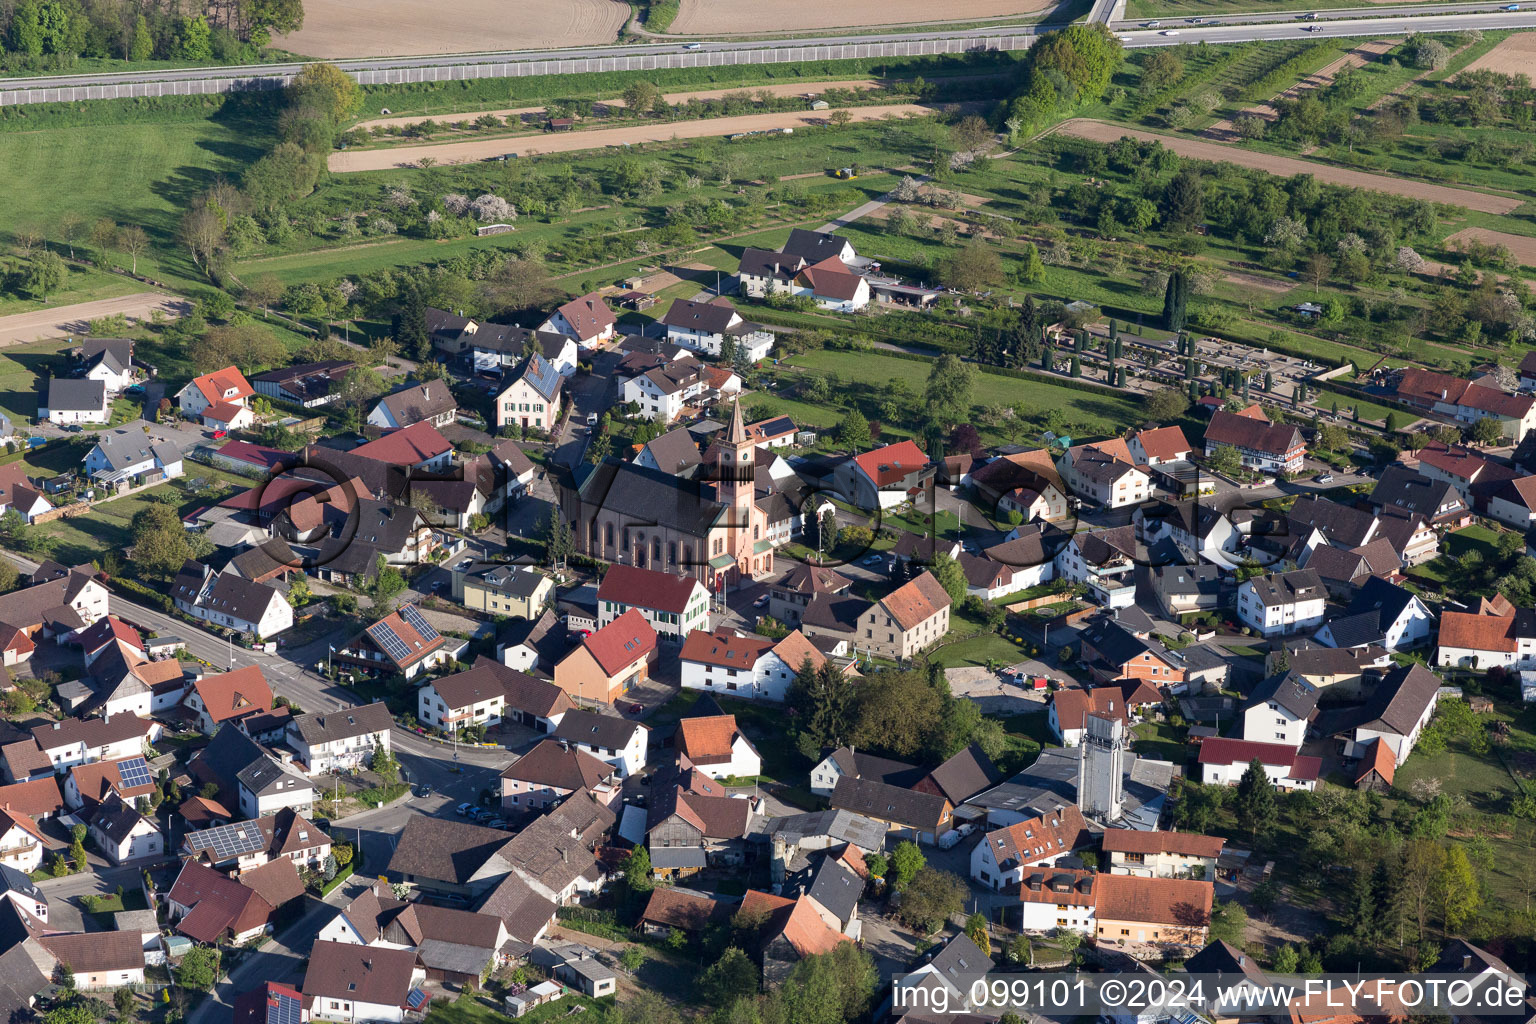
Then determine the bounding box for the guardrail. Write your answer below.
[0,35,1036,106]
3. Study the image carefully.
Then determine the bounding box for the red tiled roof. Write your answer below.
[1052,686,1130,732]
[364,605,446,670]
[1438,607,1518,653]
[191,665,273,725]
[0,805,47,847]
[1355,737,1395,788]
[213,440,296,472]
[190,366,255,406]
[1198,738,1321,781]
[1205,410,1304,457]
[167,860,274,943]
[0,777,64,817]
[984,805,1089,869]
[582,608,657,677]
[351,422,453,466]
[1094,873,1213,927]
[851,440,929,487]
[677,714,745,763]
[1134,425,1191,462]
[75,615,144,655]
[1101,829,1225,858]
[204,401,247,425]
[796,257,865,301]
[880,571,950,631]
[596,564,703,614]
[552,293,616,339]
[680,628,773,669]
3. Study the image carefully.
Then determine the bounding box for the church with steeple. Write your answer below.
[558,399,774,592]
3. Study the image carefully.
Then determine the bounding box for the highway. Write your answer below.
[2,6,1534,104]
[1113,0,1522,26]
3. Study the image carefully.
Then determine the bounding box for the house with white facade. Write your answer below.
[1487,477,1536,532]
[1240,673,1318,748]
[1055,526,1137,609]
[417,658,572,736]
[1203,406,1306,474]
[1437,598,1536,672]
[77,338,136,395]
[1236,569,1327,637]
[366,381,457,430]
[170,561,294,640]
[676,714,762,780]
[82,431,184,490]
[1101,829,1224,879]
[595,564,710,640]
[302,941,423,1024]
[1058,440,1149,510]
[970,805,1089,890]
[0,807,48,873]
[679,629,831,703]
[1197,738,1321,792]
[284,703,394,777]
[176,366,254,426]
[40,379,109,425]
[1128,426,1192,467]
[1313,577,1433,653]
[1323,663,1442,767]
[621,358,712,423]
[553,710,648,778]
[32,714,154,773]
[659,298,774,363]
[87,797,163,864]
[539,293,617,349]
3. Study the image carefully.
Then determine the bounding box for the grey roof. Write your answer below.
[251,360,355,402]
[757,809,888,852]
[1287,496,1378,548]
[190,723,274,798]
[1318,611,1385,649]
[786,855,862,923]
[496,609,572,667]
[641,427,702,477]
[80,337,133,372]
[1185,939,1271,986]
[185,566,285,625]
[1080,618,1158,669]
[1071,445,1140,485]
[465,563,549,600]
[388,816,512,886]
[0,864,43,904]
[1361,663,1443,735]
[660,297,751,336]
[1246,672,1320,719]
[90,795,150,846]
[1141,498,1229,540]
[1243,569,1324,608]
[738,246,804,283]
[648,847,708,869]
[1369,465,1465,519]
[984,522,1070,568]
[829,775,949,831]
[1149,563,1222,596]
[477,872,558,945]
[576,460,725,539]
[289,702,393,747]
[554,709,642,751]
[822,746,924,788]
[782,228,853,263]
[89,430,180,473]
[235,752,312,798]
[416,938,494,976]
[1303,544,1370,585]
[924,933,993,989]
[45,377,106,413]
[1340,576,1421,637]
[1076,526,1136,566]
[801,594,870,633]
[377,381,456,426]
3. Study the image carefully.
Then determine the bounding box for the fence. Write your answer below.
[0,35,1036,106]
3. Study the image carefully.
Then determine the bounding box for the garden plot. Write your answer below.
[274,0,628,58]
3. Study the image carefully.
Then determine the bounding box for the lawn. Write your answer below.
[424,991,609,1024]
[1409,523,1505,587]
[929,631,1028,670]
[0,339,75,427]
[1132,720,1188,763]
[0,264,143,318]
[783,349,1142,441]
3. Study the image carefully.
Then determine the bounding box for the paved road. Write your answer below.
[5,8,1536,102]
[0,293,189,346]
[1114,0,1522,26]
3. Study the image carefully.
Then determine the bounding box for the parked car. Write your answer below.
[1316,473,1335,484]
[484,818,507,829]
[862,555,883,566]
[752,594,769,608]
[211,429,227,439]
[455,802,474,816]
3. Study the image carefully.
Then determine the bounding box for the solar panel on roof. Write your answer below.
[269,991,302,1024]
[398,605,440,644]
[116,756,153,790]
[368,622,413,663]
[194,820,266,860]
[406,990,429,1010]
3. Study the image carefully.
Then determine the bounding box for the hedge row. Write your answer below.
[1239,41,1342,103]
[848,342,1135,402]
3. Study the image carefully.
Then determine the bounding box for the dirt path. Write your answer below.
[1050,119,1525,215]
[1206,40,1395,141]
[329,103,940,173]
[355,79,889,132]
[0,292,188,346]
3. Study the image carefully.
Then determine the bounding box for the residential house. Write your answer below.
[165,860,279,944]
[1093,874,1213,948]
[1411,441,1516,510]
[553,709,648,777]
[81,431,184,490]
[0,464,49,525]
[539,293,616,348]
[892,934,995,1017]
[1320,663,1443,766]
[366,381,457,430]
[983,524,1068,592]
[1313,576,1433,652]
[87,796,162,864]
[494,353,564,432]
[31,714,153,773]
[1236,569,1327,637]
[634,426,703,479]
[76,338,135,395]
[334,605,459,680]
[1055,526,1138,609]
[1375,508,1439,566]
[768,565,852,627]
[660,297,775,362]
[385,816,519,899]
[77,633,184,719]
[809,747,922,799]
[38,932,145,990]
[802,571,951,663]
[302,941,422,1024]
[496,610,569,675]
[40,379,109,425]
[914,744,1001,809]
[1437,600,1536,672]
[737,888,850,986]
[456,563,553,619]
[1281,641,1391,699]
[553,609,658,706]
[188,725,315,819]
[180,808,330,874]
[830,439,932,511]
[1078,617,1187,689]
[1368,466,1472,528]
[956,552,1035,602]
[1197,738,1322,791]
[1241,672,1319,747]
[427,308,579,376]
[176,366,254,425]
[1015,867,1098,935]
[645,768,758,875]
[0,807,48,873]
[1287,496,1381,554]
[170,561,293,640]
[676,714,762,780]
[1058,440,1150,510]
[970,805,1090,889]
[534,944,618,998]
[499,739,618,813]
[1487,476,1536,532]
[183,665,274,735]
[1129,426,1193,467]
[417,657,572,735]
[639,887,731,939]
[250,360,356,408]
[308,501,438,586]
[1136,499,1241,567]
[350,422,453,473]
[481,437,537,505]
[595,565,711,640]
[829,776,951,844]
[285,702,395,776]
[1300,542,1400,600]
[1394,367,1536,442]
[781,853,863,939]
[744,415,797,450]
[1101,829,1224,879]
[1203,407,1306,474]
[1146,564,1223,618]
[63,756,158,813]
[997,478,1070,524]
[621,357,713,422]
[970,449,1070,519]
[680,628,832,702]
[0,865,47,921]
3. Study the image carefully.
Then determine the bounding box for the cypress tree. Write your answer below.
[1162,270,1190,333]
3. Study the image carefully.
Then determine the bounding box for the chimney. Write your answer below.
[363,959,373,971]
[1463,954,1473,971]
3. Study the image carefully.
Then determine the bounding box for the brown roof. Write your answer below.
[0,806,47,848]
[641,888,730,932]
[1438,607,1519,653]
[31,713,150,752]
[302,941,417,1007]
[984,805,1089,870]
[69,758,158,808]
[676,715,749,764]
[551,293,616,339]
[1134,425,1192,462]
[386,816,511,886]
[166,860,274,943]
[680,628,774,669]
[40,930,145,974]
[350,422,453,467]
[597,564,704,614]
[880,571,950,632]
[923,744,1000,805]
[1204,409,1303,457]
[1101,829,1225,858]
[829,775,949,833]
[191,665,272,725]
[771,630,828,675]
[1052,686,1131,732]
[1093,873,1214,927]
[238,857,306,909]
[0,777,64,817]
[0,742,50,783]
[776,564,853,597]
[500,739,613,791]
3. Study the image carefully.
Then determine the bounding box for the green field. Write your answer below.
[783,348,1143,439]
